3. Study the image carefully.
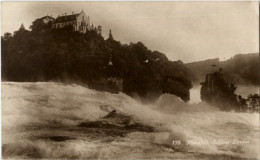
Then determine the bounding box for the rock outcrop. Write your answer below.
[78,110,154,136]
[200,69,240,111]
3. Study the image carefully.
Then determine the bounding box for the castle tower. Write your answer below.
[109,29,113,40]
[19,23,25,31]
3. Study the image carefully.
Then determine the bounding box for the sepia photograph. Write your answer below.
[1,1,259,159]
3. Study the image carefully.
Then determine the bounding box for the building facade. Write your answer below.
[52,10,91,33]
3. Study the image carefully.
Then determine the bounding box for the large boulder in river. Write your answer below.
[200,69,240,111]
[78,110,154,136]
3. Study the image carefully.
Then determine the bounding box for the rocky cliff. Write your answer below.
[200,69,240,111]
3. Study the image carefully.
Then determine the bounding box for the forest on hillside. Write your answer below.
[186,53,259,85]
[1,21,193,101]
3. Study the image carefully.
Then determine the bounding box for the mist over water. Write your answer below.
[189,85,202,104]
[2,82,259,159]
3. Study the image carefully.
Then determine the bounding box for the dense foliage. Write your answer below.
[2,24,193,101]
[238,94,260,112]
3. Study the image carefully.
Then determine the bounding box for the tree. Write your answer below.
[3,32,12,40]
[30,18,51,32]
[247,94,260,110]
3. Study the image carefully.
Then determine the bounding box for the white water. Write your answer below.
[189,85,259,104]
[2,82,259,159]
[189,85,201,104]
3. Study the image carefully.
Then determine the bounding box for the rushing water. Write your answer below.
[189,85,259,104]
[2,82,259,159]
[189,85,202,104]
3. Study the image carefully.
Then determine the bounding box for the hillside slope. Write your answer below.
[2,24,193,101]
[186,53,259,85]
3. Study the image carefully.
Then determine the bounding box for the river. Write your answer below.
[189,85,259,104]
[2,82,259,159]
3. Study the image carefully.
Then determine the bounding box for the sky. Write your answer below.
[1,1,259,62]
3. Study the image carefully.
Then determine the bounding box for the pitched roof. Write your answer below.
[53,14,79,24]
[19,23,25,30]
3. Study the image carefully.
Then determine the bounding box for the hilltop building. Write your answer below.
[51,10,101,34]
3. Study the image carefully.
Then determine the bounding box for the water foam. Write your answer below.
[2,82,259,159]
